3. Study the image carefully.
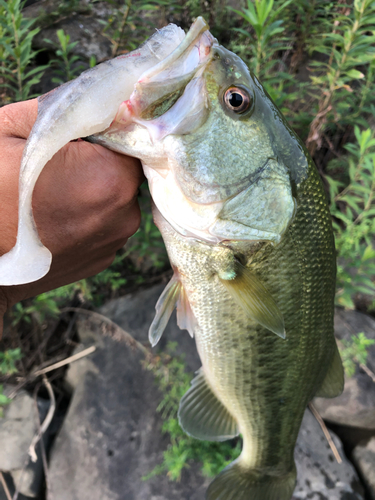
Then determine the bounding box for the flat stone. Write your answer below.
[294,409,364,499]
[0,472,31,500]
[48,315,208,500]
[48,285,366,499]
[352,436,375,500]
[99,283,201,373]
[23,0,113,62]
[0,390,50,498]
[314,309,375,429]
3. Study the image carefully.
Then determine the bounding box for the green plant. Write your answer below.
[306,0,375,154]
[144,343,241,481]
[0,385,10,417]
[0,348,23,416]
[327,127,375,308]
[339,332,375,377]
[126,209,168,273]
[45,28,85,84]
[0,0,48,103]
[231,0,292,79]
[0,348,22,375]
[100,0,181,57]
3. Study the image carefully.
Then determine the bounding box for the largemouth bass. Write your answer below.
[0,17,344,500]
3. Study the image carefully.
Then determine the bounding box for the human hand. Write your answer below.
[0,99,144,334]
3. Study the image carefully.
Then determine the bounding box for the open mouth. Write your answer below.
[112,18,217,133]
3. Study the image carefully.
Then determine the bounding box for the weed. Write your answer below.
[45,29,86,84]
[231,0,292,78]
[0,0,48,103]
[144,343,241,481]
[0,386,10,417]
[327,127,375,308]
[0,348,22,375]
[305,0,375,155]
[100,0,183,57]
[0,348,22,416]
[339,332,375,378]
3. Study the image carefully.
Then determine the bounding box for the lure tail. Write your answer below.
[206,458,296,500]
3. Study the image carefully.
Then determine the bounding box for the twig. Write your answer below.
[0,472,12,500]
[60,307,149,355]
[33,386,51,499]
[308,402,342,464]
[337,318,375,383]
[112,0,132,57]
[7,347,96,400]
[32,346,96,377]
[360,363,375,383]
[28,376,56,463]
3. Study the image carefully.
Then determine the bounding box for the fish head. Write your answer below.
[95,19,309,246]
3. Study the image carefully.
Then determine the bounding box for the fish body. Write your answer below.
[153,162,339,499]
[92,21,344,499]
[0,18,344,500]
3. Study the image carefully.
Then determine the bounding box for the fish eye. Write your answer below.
[223,87,252,113]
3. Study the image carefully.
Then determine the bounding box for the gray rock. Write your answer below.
[23,0,113,62]
[0,472,32,500]
[48,314,208,500]
[99,283,201,373]
[33,16,113,63]
[314,309,375,429]
[0,390,50,498]
[49,285,366,499]
[64,343,99,393]
[353,436,375,500]
[294,409,364,499]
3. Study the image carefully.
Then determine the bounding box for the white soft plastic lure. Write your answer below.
[0,20,203,285]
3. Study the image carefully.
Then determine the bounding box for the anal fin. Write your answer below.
[315,343,344,398]
[149,275,181,347]
[178,369,238,441]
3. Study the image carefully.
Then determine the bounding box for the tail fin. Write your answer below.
[206,459,296,500]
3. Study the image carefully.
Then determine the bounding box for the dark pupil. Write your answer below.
[229,92,243,107]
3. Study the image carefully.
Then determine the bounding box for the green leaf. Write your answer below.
[362,245,375,261]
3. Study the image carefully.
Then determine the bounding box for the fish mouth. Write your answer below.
[113,17,217,134]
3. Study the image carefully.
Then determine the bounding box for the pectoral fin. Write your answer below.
[219,261,285,339]
[315,343,344,398]
[176,285,197,338]
[178,369,238,441]
[149,276,181,347]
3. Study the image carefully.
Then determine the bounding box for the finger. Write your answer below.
[0,99,38,139]
[32,141,143,249]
